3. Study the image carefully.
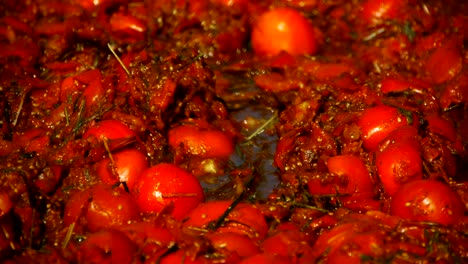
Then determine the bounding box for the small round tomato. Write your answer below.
[96,148,148,191]
[251,8,319,57]
[83,120,136,141]
[77,228,137,264]
[391,180,465,225]
[132,163,205,220]
[357,105,410,152]
[168,119,235,160]
[376,140,422,196]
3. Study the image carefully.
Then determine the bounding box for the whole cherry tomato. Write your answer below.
[391,179,465,225]
[132,163,205,220]
[251,7,319,57]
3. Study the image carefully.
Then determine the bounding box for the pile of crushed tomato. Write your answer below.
[0,0,467,263]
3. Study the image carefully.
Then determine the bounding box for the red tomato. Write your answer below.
[425,114,457,142]
[168,119,235,160]
[308,155,374,198]
[0,191,12,217]
[109,12,146,40]
[63,185,141,232]
[207,232,260,258]
[380,77,428,94]
[262,228,312,259]
[77,229,137,264]
[132,163,205,220]
[239,253,293,264]
[159,250,207,264]
[85,184,141,232]
[96,148,148,191]
[357,105,410,152]
[118,222,175,262]
[63,188,92,227]
[183,200,269,240]
[251,8,319,57]
[376,125,420,153]
[83,120,136,141]
[326,231,386,264]
[425,39,462,84]
[376,140,422,196]
[361,0,406,25]
[391,180,465,225]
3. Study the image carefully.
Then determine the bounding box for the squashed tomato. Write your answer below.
[251,7,319,57]
[376,139,423,196]
[96,148,148,190]
[132,163,205,220]
[357,105,413,152]
[183,200,269,241]
[83,119,136,141]
[391,180,465,225]
[308,155,374,198]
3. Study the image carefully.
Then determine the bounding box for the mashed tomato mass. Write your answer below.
[0,0,467,263]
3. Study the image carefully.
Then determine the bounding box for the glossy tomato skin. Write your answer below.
[168,120,235,160]
[307,155,375,206]
[376,140,423,196]
[83,119,136,141]
[391,180,465,225]
[96,148,148,191]
[132,163,205,220]
[207,231,260,259]
[118,222,175,262]
[63,184,141,232]
[239,253,293,264]
[77,228,137,264]
[358,105,411,152]
[360,0,406,26]
[85,184,141,232]
[168,119,234,159]
[251,8,319,57]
